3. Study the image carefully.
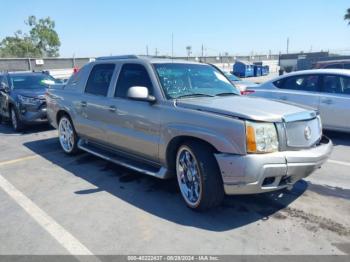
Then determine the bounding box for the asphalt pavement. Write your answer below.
[0,123,349,255]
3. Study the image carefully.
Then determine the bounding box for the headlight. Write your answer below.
[246,121,279,153]
[18,95,39,105]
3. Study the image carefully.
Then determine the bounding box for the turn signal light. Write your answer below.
[246,125,257,153]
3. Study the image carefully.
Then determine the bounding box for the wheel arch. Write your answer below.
[56,110,72,125]
[165,135,218,173]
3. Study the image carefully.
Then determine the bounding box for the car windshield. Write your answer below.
[9,74,57,90]
[154,63,240,99]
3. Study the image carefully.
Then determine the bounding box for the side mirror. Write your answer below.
[0,82,9,92]
[127,86,156,103]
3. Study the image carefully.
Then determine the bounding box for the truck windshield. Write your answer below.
[154,63,240,99]
[9,74,57,90]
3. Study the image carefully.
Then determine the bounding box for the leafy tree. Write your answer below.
[0,16,60,58]
[26,16,60,57]
[345,8,350,25]
[0,31,40,58]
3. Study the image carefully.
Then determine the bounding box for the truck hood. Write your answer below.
[176,96,316,122]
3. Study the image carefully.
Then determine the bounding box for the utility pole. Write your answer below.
[155,48,159,57]
[286,37,290,54]
[171,33,174,59]
[201,44,204,59]
[72,53,76,68]
[146,45,149,56]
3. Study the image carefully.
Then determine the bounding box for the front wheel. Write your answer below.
[176,142,224,211]
[58,115,78,155]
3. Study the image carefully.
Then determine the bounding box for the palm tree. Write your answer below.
[345,8,350,25]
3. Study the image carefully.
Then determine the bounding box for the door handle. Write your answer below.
[80,101,87,107]
[321,98,333,105]
[280,96,288,101]
[109,105,117,112]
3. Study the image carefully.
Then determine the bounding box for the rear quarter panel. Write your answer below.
[46,64,91,130]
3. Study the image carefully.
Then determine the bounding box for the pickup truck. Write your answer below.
[46,55,333,210]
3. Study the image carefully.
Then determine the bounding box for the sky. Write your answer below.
[0,0,349,57]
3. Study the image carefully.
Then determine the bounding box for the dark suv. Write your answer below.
[0,71,57,131]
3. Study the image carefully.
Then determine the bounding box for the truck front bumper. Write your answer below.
[215,136,333,195]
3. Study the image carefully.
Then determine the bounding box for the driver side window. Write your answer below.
[115,64,153,98]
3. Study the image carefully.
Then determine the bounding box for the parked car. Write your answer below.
[208,64,258,93]
[223,72,258,92]
[245,69,350,133]
[0,71,57,131]
[314,59,350,69]
[46,56,332,210]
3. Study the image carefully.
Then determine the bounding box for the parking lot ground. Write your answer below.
[0,123,350,255]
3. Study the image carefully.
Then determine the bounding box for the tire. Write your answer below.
[10,107,24,132]
[58,115,79,155]
[176,141,224,211]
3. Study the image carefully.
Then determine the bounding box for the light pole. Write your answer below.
[186,46,192,60]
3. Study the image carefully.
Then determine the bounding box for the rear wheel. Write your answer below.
[10,107,24,132]
[176,141,224,211]
[58,115,78,154]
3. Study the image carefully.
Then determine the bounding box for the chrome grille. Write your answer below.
[284,117,322,148]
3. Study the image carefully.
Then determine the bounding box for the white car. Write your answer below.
[246,69,350,133]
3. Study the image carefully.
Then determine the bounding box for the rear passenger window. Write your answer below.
[322,75,350,95]
[115,64,153,98]
[279,75,319,92]
[85,64,115,96]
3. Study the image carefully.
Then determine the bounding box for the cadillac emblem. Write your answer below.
[304,126,312,140]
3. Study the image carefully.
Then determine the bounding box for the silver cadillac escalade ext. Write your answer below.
[46,55,333,210]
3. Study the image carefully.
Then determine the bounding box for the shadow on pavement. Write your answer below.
[324,130,350,146]
[0,121,53,135]
[24,137,307,232]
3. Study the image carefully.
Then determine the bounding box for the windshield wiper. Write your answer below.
[175,93,215,99]
[215,92,238,97]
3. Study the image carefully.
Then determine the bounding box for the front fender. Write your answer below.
[159,122,246,165]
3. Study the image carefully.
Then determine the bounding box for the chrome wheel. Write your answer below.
[11,108,18,130]
[176,146,202,207]
[59,117,75,153]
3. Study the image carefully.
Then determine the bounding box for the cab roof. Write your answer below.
[95,55,202,65]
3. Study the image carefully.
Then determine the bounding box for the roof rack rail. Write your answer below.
[96,55,139,61]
